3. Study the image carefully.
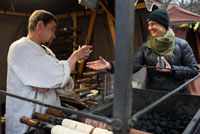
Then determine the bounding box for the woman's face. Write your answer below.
[148,21,166,37]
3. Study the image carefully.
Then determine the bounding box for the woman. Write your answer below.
[86,8,199,93]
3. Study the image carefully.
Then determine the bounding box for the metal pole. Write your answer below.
[113,0,135,133]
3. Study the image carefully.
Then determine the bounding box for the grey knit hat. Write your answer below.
[147,8,169,30]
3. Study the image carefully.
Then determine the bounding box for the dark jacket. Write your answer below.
[110,37,199,92]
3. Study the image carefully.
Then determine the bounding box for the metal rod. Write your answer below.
[90,102,113,114]
[0,90,116,126]
[133,64,200,73]
[103,93,114,101]
[114,0,134,133]
[130,74,200,126]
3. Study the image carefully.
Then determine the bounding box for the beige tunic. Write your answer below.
[6,37,74,134]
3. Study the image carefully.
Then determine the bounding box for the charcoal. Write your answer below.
[141,114,148,120]
[169,129,180,134]
[159,121,167,127]
[153,113,160,121]
[155,126,163,134]
[145,121,151,127]
[183,121,188,126]
[166,116,171,121]
[140,120,146,125]
[168,124,174,129]
[134,121,141,128]
[160,112,167,117]
[161,117,167,122]
[152,120,158,126]
[148,114,153,120]
[179,114,186,119]
[175,120,181,129]
[187,115,193,121]
[133,111,192,133]
[169,121,174,126]
[179,125,185,131]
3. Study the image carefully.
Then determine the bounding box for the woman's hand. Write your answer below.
[156,59,172,73]
[86,56,111,70]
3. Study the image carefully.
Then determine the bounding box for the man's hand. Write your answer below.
[32,87,49,93]
[68,45,92,73]
[76,45,93,61]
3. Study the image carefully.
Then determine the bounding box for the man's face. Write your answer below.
[40,20,56,45]
[148,21,166,37]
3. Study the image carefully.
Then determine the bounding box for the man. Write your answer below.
[87,9,199,93]
[6,9,92,134]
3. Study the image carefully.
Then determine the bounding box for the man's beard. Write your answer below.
[44,40,52,47]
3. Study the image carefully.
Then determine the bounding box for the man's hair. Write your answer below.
[28,9,58,32]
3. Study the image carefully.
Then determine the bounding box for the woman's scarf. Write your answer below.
[146,28,175,56]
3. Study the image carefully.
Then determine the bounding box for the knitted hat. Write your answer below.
[147,8,169,30]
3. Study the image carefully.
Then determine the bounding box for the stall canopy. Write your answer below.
[167,4,200,25]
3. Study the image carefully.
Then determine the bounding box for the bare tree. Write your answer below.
[164,0,200,15]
